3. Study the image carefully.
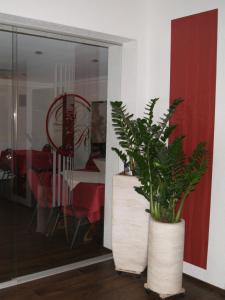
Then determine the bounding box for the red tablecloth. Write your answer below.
[71,182,105,223]
[26,154,104,223]
[29,174,104,223]
[65,157,105,223]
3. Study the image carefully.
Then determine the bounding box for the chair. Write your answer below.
[66,162,105,247]
[42,144,52,153]
[47,157,105,247]
[27,154,105,247]
[0,149,13,176]
[27,169,53,231]
[65,158,105,247]
[0,149,14,193]
[27,169,67,234]
[64,181,105,248]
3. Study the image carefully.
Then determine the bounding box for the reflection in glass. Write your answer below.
[0,30,109,282]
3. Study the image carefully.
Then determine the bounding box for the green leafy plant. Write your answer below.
[111,98,207,223]
[111,101,137,173]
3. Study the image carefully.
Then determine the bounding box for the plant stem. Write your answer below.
[175,188,191,222]
[172,201,176,222]
[147,143,154,216]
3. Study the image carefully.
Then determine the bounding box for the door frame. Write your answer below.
[0,12,135,288]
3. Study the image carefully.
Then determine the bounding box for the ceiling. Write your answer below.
[0,30,108,83]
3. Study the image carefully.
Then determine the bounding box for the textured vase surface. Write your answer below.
[112,174,149,274]
[146,216,185,295]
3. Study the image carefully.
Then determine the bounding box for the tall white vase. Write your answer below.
[145,216,185,298]
[112,174,149,274]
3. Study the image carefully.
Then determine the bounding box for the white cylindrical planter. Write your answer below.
[112,174,149,274]
[145,216,185,298]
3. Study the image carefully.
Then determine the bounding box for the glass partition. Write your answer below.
[0,30,14,282]
[0,28,109,282]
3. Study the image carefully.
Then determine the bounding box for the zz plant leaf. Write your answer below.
[111,98,207,223]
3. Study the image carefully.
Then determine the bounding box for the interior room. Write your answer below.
[0,1,224,300]
[0,29,109,282]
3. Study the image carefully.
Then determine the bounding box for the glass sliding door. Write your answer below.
[0,29,14,282]
[0,28,109,282]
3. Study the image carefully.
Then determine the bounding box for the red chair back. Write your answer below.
[27,169,69,208]
[42,144,52,153]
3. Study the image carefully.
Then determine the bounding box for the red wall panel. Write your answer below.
[169,9,218,268]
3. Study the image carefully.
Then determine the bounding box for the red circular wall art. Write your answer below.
[46,93,91,156]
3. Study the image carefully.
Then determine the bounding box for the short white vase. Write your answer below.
[112,174,149,274]
[145,216,185,298]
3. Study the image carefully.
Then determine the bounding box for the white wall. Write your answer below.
[145,0,225,289]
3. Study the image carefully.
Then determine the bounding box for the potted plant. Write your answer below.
[111,98,207,297]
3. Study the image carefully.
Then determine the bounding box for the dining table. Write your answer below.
[36,157,105,234]
[62,158,105,223]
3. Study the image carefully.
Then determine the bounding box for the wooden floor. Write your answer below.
[0,260,224,300]
[0,194,109,283]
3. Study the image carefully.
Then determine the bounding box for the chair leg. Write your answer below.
[70,218,82,249]
[27,204,38,232]
[45,208,56,236]
[63,213,69,243]
[49,210,61,237]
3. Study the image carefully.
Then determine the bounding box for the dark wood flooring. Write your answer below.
[0,260,224,300]
[0,194,110,283]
